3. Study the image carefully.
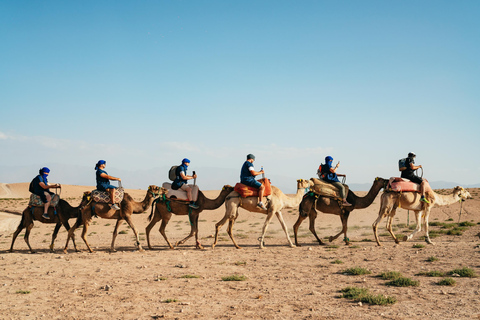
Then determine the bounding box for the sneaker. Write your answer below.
[42,213,50,219]
[420,197,430,204]
[110,203,120,210]
[257,202,267,210]
[342,201,352,207]
[189,203,199,209]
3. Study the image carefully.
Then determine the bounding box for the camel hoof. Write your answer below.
[30,250,36,254]
[329,236,334,242]
[403,235,408,241]
[395,239,400,244]
[425,239,434,245]
[296,244,301,247]
[235,246,242,249]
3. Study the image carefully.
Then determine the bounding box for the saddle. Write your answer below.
[309,178,349,200]
[162,182,199,202]
[234,178,272,198]
[91,188,124,204]
[386,177,432,193]
[28,194,60,207]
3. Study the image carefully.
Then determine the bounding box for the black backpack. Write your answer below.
[398,158,407,171]
[168,166,178,181]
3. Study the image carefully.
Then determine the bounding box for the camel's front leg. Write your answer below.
[259,211,276,249]
[124,216,143,252]
[404,211,422,242]
[275,211,295,248]
[49,223,62,253]
[423,208,434,245]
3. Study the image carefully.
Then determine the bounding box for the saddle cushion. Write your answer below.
[29,194,60,207]
[162,182,199,201]
[91,188,124,204]
[387,177,432,193]
[234,178,272,198]
[309,178,349,199]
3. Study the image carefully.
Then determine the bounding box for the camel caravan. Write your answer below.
[7,153,472,253]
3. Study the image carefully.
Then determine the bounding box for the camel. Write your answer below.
[146,185,234,250]
[372,186,471,246]
[212,179,312,249]
[9,192,92,253]
[293,177,388,246]
[63,185,164,253]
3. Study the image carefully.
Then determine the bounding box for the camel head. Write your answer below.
[374,177,389,189]
[222,185,235,192]
[297,179,313,190]
[159,187,168,195]
[80,191,93,209]
[454,186,472,202]
[147,185,162,197]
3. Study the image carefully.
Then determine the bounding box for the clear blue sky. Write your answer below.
[1,1,479,189]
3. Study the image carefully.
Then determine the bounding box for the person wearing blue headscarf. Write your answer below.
[95,160,122,210]
[318,156,352,207]
[172,158,199,209]
[30,167,62,219]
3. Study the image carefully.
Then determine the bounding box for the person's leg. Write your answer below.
[182,184,199,209]
[43,193,52,218]
[331,182,351,206]
[258,184,265,203]
[107,188,120,210]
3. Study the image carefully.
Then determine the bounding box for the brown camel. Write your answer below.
[293,177,388,246]
[63,185,164,253]
[9,192,92,253]
[146,185,234,250]
[212,179,312,249]
[372,186,471,246]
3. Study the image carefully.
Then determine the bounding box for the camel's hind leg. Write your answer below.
[404,210,422,242]
[110,219,122,252]
[385,209,400,244]
[293,214,307,247]
[23,221,35,253]
[308,211,324,246]
[80,219,94,253]
[145,209,161,250]
[226,218,241,249]
[123,216,143,252]
[212,214,230,249]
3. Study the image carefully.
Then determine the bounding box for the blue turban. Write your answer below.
[95,160,106,170]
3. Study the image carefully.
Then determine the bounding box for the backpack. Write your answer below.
[29,179,35,193]
[168,166,178,181]
[398,158,407,171]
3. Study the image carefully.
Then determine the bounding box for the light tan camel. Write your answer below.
[9,192,91,253]
[212,179,312,249]
[372,186,471,246]
[146,185,234,250]
[63,185,164,253]
[294,177,388,246]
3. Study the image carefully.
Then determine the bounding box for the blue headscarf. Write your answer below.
[39,167,50,184]
[182,158,190,165]
[95,160,106,170]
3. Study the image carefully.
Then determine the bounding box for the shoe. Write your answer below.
[110,203,120,210]
[42,213,50,219]
[257,202,267,210]
[342,201,352,207]
[189,203,199,209]
[420,197,430,204]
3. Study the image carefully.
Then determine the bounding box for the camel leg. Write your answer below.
[23,221,35,253]
[386,208,401,244]
[308,212,324,246]
[293,214,307,247]
[212,214,230,249]
[276,211,295,248]
[110,219,122,252]
[176,214,202,249]
[226,218,241,249]
[159,213,174,249]
[423,208,434,245]
[145,211,161,250]
[259,210,276,249]
[64,217,82,253]
[124,216,143,252]
[80,220,94,253]
[372,211,385,246]
[330,211,350,245]
[9,217,26,253]
[404,211,422,242]
[49,223,62,253]
[62,221,78,252]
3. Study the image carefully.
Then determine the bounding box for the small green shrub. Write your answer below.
[222,275,247,281]
[427,256,439,262]
[379,271,402,280]
[448,267,477,278]
[437,278,456,286]
[386,277,419,287]
[164,299,177,303]
[180,274,200,279]
[119,230,128,234]
[412,244,425,249]
[458,221,475,227]
[340,287,396,305]
[341,286,368,299]
[342,267,371,276]
[418,270,445,277]
[16,290,31,294]
[234,261,247,266]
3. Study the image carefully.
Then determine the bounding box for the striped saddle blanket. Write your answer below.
[91,188,124,204]
[29,194,60,207]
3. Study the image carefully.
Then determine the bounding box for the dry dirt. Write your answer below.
[0,183,479,319]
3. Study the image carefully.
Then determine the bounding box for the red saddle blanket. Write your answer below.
[387,177,432,193]
[234,178,272,198]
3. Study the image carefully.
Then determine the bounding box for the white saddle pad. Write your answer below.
[162,182,199,202]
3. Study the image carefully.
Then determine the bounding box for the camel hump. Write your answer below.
[309,178,348,199]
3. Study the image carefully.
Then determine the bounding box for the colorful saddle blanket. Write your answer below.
[161,182,199,201]
[309,178,349,200]
[91,188,124,204]
[29,194,60,207]
[386,177,432,193]
[234,178,272,198]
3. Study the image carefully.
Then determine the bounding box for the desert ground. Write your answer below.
[0,182,479,320]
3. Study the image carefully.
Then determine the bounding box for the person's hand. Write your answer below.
[118,178,122,182]
[57,184,61,188]
[419,165,422,169]
[193,174,197,179]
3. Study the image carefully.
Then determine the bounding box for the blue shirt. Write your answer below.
[321,161,340,183]
[240,161,256,184]
[172,164,188,190]
[96,169,110,189]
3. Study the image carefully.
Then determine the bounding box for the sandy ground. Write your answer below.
[0,182,479,319]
